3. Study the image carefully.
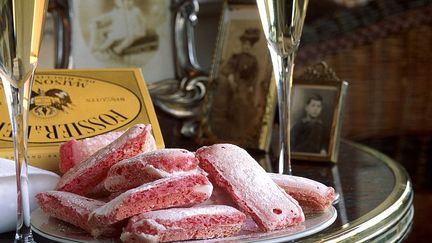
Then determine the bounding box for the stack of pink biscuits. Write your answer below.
[104,148,199,192]
[37,124,336,243]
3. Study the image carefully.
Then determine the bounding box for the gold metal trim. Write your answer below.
[305,140,413,242]
[291,62,348,163]
[296,62,342,83]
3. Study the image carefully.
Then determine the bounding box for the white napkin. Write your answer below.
[0,158,60,233]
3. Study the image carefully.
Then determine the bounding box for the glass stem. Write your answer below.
[3,74,34,242]
[268,48,296,175]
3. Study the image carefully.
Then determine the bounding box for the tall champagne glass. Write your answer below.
[256,0,308,174]
[0,0,48,242]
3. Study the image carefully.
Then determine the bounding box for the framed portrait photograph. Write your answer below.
[70,0,174,83]
[290,77,348,162]
[198,1,276,151]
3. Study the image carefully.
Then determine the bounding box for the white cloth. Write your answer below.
[0,158,60,233]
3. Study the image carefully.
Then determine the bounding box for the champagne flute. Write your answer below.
[0,0,48,242]
[256,0,308,174]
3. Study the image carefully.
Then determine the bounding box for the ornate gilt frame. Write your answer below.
[291,62,348,162]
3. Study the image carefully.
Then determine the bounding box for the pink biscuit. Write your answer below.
[196,144,305,231]
[269,173,335,212]
[36,191,121,238]
[59,131,124,174]
[121,205,246,243]
[105,148,198,192]
[89,173,213,226]
[56,124,156,196]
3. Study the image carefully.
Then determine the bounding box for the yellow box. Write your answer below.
[0,68,164,172]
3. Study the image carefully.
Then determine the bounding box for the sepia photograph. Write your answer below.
[291,85,337,155]
[198,3,276,151]
[80,0,165,64]
[290,76,348,162]
[71,0,174,82]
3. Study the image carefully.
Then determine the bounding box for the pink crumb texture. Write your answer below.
[269,173,336,212]
[56,124,156,196]
[89,173,213,226]
[35,191,120,238]
[105,148,198,192]
[196,144,305,232]
[121,205,246,243]
[59,131,124,174]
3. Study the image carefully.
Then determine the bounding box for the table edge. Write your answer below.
[305,140,413,242]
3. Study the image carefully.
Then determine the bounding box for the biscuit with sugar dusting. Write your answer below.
[269,173,335,213]
[89,173,213,226]
[59,131,124,174]
[36,191,122,238]
[196,144,305,231]
[105,148,198,192]
[121,205,246,242]
[56,124,155,196]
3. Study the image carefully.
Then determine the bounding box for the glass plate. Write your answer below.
[31,207,337,243]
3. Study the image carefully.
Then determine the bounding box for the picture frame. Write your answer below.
[290,63,348,162]
[69,0,175,83]
[197,1,277,151]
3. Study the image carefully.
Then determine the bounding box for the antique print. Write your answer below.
[199,3,276,151]
[290,79,348,162]
[71,0,174,83]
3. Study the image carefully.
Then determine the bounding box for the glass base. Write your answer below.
[15,232,35,243]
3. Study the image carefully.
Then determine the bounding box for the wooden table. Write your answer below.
[0,139,413,242]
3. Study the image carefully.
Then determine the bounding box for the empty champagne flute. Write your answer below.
[0,0,48,242]
[256,0,308,174]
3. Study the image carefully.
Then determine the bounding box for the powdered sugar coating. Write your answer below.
[121,232,159,243]
[122,205,245,242]
[196,144,305,232]
[35,191,120,237]
[142,165,176,177]
[269,173,335,212]
[193,184,213,196]
[37,191,105,214]
[56,124,155,196]
[141,134,157,154]
[105,148,198,192]
[138,205,243,222]
[59,131,124,174]
[113,149,197,172]
[93,179,172,217]
[89,173,213,225]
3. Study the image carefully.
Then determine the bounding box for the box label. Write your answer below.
[0,69,164,172]
[1,74,142,143]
